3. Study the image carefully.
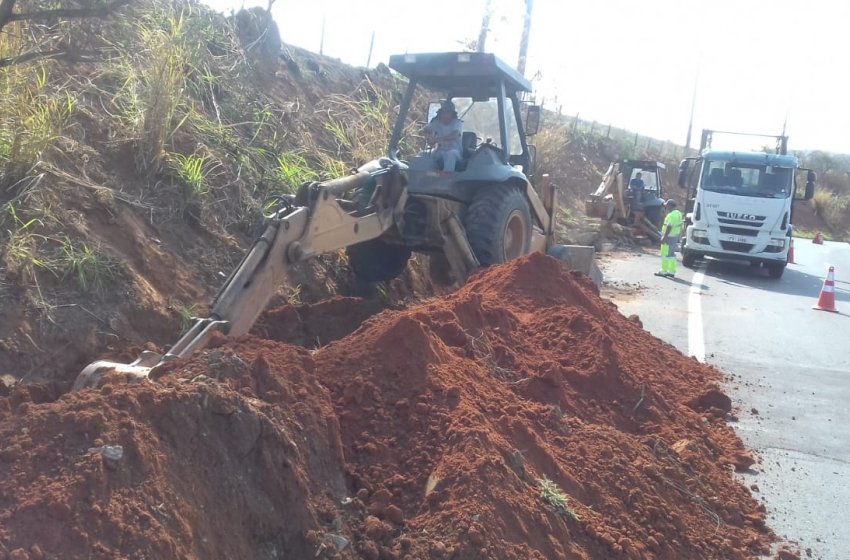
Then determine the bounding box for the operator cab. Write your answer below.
[386,52,540,202]
[621,160,666,226]
[418,97,526,173]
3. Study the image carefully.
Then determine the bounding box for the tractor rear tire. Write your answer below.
[464,185,532,266]
[346,239,411,283]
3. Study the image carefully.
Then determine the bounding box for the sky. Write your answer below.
[202,0,850,154]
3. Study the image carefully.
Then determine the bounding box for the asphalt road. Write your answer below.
[600,239,850,560]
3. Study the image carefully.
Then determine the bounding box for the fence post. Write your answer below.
[634,133,639,148]
[572,113,580,132]
[606,124,611,138]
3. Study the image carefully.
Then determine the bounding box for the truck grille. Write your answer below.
[719,226,759,237]
[720,241,754,253]
[717,211,766,228]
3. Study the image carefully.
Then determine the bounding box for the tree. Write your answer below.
[0,0,131,68]
[477,0,492,53]
[516,0,533,76]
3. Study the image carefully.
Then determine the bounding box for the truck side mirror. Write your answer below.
[525,105,541,136]
[677,160,689,188]
[804,182,815,200]
[805,170,816,200]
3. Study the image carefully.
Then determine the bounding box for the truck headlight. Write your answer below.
[765,238,786,253]
[691,228,709,244]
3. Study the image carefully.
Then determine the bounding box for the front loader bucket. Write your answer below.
[548,244,603,286]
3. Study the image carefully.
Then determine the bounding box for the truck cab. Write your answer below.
[678,130,816,279]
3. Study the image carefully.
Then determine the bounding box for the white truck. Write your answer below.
[676,130,816,278]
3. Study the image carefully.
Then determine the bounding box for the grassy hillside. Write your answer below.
[0,0,426,383]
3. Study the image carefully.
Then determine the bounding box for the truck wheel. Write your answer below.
[464,185,532,266]
[682,250,697,268]
[346,239,411,283]
[767,262,785,279]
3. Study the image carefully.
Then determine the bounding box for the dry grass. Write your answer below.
[811,190,850,232]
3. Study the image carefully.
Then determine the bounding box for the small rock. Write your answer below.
[468,522,486,547]
[361,540,380,560]
[385,504,404,525]
[326,533,349,551]
[0,374,16,396]
[732,450,755,472]
[775,545,801,560]
[363,515,388,541]
[88,445,123,462]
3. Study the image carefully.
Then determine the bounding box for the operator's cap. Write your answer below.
[664,199,677,208]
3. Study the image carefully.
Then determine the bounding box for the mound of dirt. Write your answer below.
[0,342,351,559]
[0,255,772,559]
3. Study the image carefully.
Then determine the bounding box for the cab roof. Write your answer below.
[388,52,532,98]
[703,150,798,168]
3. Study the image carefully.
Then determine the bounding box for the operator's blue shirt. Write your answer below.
[629,178,645,194]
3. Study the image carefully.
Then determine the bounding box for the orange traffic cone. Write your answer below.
[813,266,838,313]
[787,238,796,264]
[813,232,824,245]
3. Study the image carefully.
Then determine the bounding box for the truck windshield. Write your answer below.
[700,160,793,198]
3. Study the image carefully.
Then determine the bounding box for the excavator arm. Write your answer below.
[73,163,408,390]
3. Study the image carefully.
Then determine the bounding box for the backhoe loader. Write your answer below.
[73,52,595,390]
[585,160,666,242]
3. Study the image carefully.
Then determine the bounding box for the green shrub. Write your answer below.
[58,239,121,294]
[537,476,580,521]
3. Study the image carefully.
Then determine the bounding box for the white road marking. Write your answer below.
[688,264,707,362]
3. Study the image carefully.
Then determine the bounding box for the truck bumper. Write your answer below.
[682,225,788,264]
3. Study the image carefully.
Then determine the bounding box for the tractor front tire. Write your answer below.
[346,239,411,283]
[682,249,697,268]
[464,185,532,266]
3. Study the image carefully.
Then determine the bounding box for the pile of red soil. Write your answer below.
[1,254,772,559]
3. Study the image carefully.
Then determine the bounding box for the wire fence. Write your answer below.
[561,114,693,159]
[553,109,694,161]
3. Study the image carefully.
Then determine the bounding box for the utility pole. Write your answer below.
[517,0,533,76]
[477,0,493,52]
[684,57,701,155]
[366,30,375,67]
[319,16,326,56]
